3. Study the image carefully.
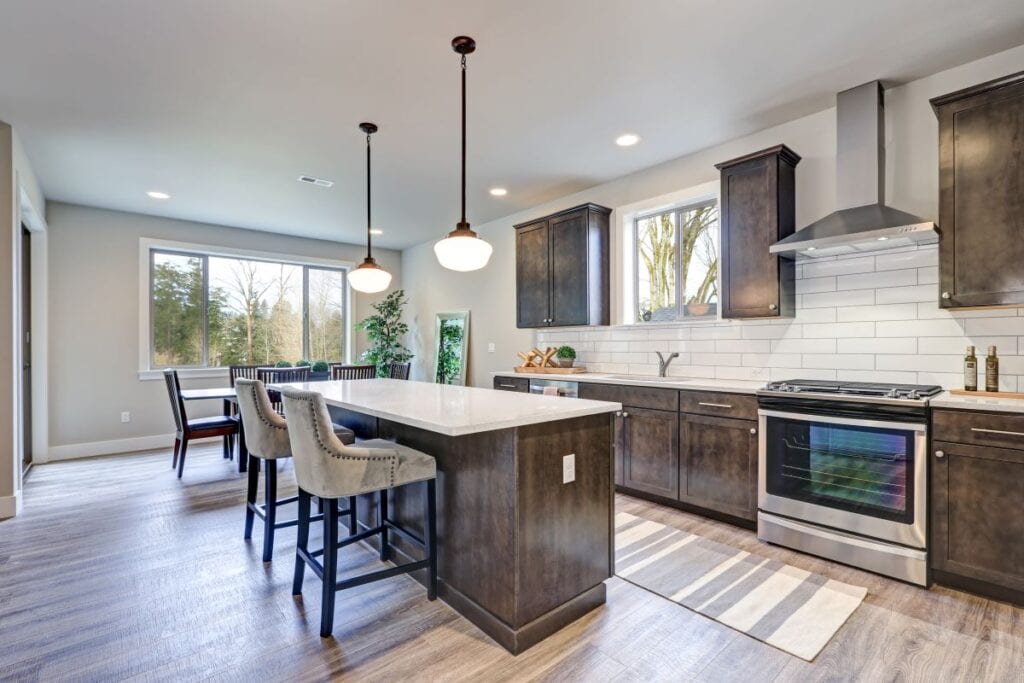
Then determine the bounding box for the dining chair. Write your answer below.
[234,378,356,561]
[282,386,437,638]
[229,365,260,386]
[163,369,239,479]
[330,364,377,380]
[387,362,411,380]
[256,366,312,413]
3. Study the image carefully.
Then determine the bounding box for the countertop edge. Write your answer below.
[491,371,763,395]
[930,391,1024,415]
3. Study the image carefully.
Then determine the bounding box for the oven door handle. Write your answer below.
[971,427,1024,438]
[758,408,927,432]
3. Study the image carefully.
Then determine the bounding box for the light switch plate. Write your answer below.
[562,453,575,484]
[488,342,496,353]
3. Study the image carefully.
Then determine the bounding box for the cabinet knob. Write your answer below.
[622,412,629,418]
[941,292,951,300]
[935,450,945,459]
[768,303,777,311]
[750,427,757,435]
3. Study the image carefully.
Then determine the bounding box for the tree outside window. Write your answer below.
[636,201,718,322]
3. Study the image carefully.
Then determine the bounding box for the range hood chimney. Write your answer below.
[770,81,938,258]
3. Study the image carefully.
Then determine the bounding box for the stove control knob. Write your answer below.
[907,390,920,400]
[886,388,900,398]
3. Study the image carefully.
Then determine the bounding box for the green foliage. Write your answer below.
[296,359,311,367]
[556,345,576,359]
[637,205,718,321]
[435,318,465,384]
[357,289,412,377]
[312,360,329,372]
[275,360,293,368]
[151,256,204,366]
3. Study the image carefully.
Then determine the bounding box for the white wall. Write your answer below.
[44,202,401,459]
[401,44,1024,388]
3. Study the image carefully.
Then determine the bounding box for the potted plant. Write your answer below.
[274,360,293,368]
[357,289,413,377]
[555,345,577,368]
[308,360,330,381]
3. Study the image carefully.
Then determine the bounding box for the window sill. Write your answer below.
[138,368,230,382]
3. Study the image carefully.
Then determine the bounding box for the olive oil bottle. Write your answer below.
[985,346,999,393]
[964,345,978,391]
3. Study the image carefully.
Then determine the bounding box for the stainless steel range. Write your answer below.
[757,379,942,586]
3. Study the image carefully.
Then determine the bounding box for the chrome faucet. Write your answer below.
[656,351,679,377]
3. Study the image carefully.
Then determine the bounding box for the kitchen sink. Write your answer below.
[604,374,689,383]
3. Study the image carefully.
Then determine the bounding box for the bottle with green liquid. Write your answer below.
[986,346,999,393]
[964,345,977,392]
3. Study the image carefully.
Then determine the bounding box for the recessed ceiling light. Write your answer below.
[615,133,640,147]
[489,187,508,197]
[146,191,170,200]
[369,229,383,235]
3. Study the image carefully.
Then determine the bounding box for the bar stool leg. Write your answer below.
[426,479,438,600]
[262,460,278,562]
[379,490,389,561]
[321,498,339,637]
[293,489,311,595]
[348,496,357,537]
[244,454,259,540]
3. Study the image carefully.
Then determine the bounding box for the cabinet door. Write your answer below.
[613,411,625,486]
[515,221,550,327]
[621,407,679,499]
[549,209,590,326]
[931,440,1024,592]
[935,77,1024,308]
[679,413,758,521]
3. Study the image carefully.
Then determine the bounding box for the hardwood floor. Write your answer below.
[1,445,1022,682]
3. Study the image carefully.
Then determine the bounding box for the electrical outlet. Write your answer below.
[121,411,131,423]
[562,453,576,484]
[487,342,496,353]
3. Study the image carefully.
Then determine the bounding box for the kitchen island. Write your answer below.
[279,379,621,654]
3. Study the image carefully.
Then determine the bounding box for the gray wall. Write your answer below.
[45,202,401,454]
[401,44,1024,388]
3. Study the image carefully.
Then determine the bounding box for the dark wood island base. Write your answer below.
[328,407,615,654]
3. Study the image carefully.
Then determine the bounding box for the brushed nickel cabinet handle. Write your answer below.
[622,412,629,418]
[942,291,951,300]
[698,402,734,409]
[498,383,517,388]
[935,450,944,458]
[750,427,757,435]
[768,303,778,311]
[971,427,1024,437]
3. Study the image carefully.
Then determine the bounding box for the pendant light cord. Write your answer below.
[460,53,467,227]
[366,131,372,260]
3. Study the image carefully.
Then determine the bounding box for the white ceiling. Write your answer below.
[1,1,1023,250]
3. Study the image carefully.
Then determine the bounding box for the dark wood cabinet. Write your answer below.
[716,145,799,319]
[493,376,529,392]
[931,409,1024,605]
[620,407,679,499]
[514,204,610,328]
[931,72,1024,308]
[679,413,758,521]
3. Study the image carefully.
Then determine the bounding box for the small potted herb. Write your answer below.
[555,345,577,368]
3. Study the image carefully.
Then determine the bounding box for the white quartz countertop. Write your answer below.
[930,391,1024,414]
[276,379,622,437]
[492,371,764,395]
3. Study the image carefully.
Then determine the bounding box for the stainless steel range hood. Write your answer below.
[770,81,938,259]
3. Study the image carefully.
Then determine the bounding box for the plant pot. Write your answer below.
[687,302,711,317]
[555,358,575,368]
[308,371,330,382]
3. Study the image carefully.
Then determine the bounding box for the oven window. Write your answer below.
[764,415,915,524]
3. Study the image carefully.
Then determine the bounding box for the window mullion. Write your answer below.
[302,267,310,361]
[202,254,210,367]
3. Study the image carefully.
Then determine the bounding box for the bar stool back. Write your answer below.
[281,386,438,637]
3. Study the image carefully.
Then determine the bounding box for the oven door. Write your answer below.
[758,409,926,549]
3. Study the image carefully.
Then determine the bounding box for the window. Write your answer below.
[149,248,348,369]
[635,200,719,322]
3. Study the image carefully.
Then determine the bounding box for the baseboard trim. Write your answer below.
[0,491,23,519]
[46,434,217,462]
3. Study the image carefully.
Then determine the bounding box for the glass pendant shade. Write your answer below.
[347,258,392,293]
[434,229,493,272]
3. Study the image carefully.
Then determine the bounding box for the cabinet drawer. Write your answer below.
[932,409,1024,450]
[578,382,678,411]
[679,390,757,420]
[493,376,529,392]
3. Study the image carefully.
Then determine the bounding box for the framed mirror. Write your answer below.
[434,311,470,385]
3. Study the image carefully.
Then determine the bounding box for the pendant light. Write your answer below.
[434,36,493,272]
[347,122,393,293]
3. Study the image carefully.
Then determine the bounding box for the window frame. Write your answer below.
[633,198,719,324]
[139,238,353,379]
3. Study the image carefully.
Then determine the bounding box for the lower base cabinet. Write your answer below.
[679,413,758,522]
[619,408,680,500]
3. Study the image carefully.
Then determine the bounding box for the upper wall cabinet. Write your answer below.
[514,203,611,328]
[716,145,800,319]
[931,71,1024,309]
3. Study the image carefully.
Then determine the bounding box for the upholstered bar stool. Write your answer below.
[280,386,438,638]
[234,378,358,562]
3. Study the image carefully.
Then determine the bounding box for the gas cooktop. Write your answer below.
[761,379,943,401]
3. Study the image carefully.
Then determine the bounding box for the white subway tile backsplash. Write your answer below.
[535,246,1023,392]
[837,269,916,291]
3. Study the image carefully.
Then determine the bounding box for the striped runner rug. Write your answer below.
[615,511,867,661]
